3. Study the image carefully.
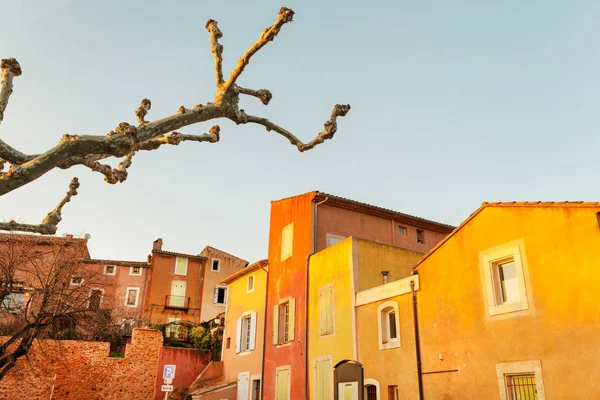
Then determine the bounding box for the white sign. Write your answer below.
[161,385,174,392]
[163,365,176,380]
[164,378,173,384]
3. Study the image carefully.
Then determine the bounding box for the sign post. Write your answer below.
[162,365,176,400]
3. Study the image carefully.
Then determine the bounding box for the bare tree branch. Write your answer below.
[0,8,350,234]
[0,178,79,234]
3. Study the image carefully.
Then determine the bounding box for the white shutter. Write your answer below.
[326,287,333,334]
[249,312,257,350]
[288,298,295,341]
[319,288,326,335]
[213,287,218,304]
[235,317,242,353]
[273,304,279,345]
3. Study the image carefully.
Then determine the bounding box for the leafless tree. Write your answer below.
[0,233,113,380]
[0,8,350,235]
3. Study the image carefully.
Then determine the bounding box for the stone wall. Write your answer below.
[0,328,162,400]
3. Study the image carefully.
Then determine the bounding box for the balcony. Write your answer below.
[165,295,190,310]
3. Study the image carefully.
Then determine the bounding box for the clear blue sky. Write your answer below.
[1,0,599,263]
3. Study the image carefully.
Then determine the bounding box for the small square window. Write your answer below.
[247,275,255,293]
[130,266,142,276]
[226,337,231,349]
[281,223,294,261]
[175,257,188,275]
[214,286,227,305]
[211,259,220,272]
[70,276,84,286]
[416,229,424,244]
[496,360,545,400]
[327,234,344,247]
[104,265,116,275]
[398,226,407,235]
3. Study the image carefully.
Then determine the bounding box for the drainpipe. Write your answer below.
[305,252,316,400]
[313,196,329,253]
[411,279,424,400]
[260,261,269,400]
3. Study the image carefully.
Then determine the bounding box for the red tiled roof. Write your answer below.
[152,249,207,261]
[83,259,150,268]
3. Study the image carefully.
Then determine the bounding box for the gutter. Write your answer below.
[410,278,424,400]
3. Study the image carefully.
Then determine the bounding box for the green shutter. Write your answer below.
[288,298,295,341]
[276,369,290,400]
[273,304,279,345]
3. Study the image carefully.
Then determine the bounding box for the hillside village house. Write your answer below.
[262,192,454,400]
[192,259,268,400]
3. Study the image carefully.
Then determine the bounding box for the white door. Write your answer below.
[338,382,358,400]
[237,372,249,400]
[170,281,186,307]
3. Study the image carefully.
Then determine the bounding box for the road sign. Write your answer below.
[161,385,174,392]
[164,378,173,384]
[163,365,176,380]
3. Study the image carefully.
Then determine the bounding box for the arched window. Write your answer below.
[377,301,400,350]
[364,379,380,400]
[366,385,377,400]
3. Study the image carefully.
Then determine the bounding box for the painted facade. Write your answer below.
[199,246,248,323]
[308,238,423,400]
[263,192,453,400]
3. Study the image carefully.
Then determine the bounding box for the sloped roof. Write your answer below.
[83,259,150,268]
[201,245,248,264]
[222,259,268,284]
[413,201,600,270]
[152,249,207,261]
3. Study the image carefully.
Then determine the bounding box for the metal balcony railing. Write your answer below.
[165,295,190,310]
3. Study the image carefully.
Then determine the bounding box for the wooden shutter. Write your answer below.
[235,317,242,353]
[213,287,219,304]
[175,257,187,275]
[288,298,295,341]
[319,288,326,335]
[273,304,279,345]
[315,359,332,400]
[249,312,257,350]
[326,287,333,334]
[276,369,290,400]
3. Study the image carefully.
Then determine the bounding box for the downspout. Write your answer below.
[260,263,269,400]
[411,278,424,400]
[313,195,329,252]
[305,253,316,400]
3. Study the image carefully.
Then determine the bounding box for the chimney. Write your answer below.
[381,270,389,284]
[597,212,600,231]
[65,234,73,240]
[153,238,163,251]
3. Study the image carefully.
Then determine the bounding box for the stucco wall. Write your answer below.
[221,266,267,383]
[416,205,600,399]
[0,328,162,400]
[154,347,212,400]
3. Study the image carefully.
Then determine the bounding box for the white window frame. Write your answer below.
[103,265,116,276]
[237,310,257,354]
[69,276,84,286]
[495,360,546,400]
[87,288,104,310]
[210,258,221,272]
[364,378,381,400]
[247,274,255,294]
[250,374,262,400]
[377,301,400,350]
[479,239,532,320]
[313,355,333,400]
[326,233,345,247]
[129,265,142,276]
[124,287,140,307]
[280,222,294,261]
[214,285,227,305]
[275,365,291,400]
[175,257,189,276]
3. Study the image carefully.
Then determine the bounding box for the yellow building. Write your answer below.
[357,202,600,399]
[307,238,423,399]
[192,259,268,400]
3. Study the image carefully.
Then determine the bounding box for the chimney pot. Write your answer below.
[153,238,163,251]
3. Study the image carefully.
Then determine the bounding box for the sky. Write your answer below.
[0,0,599,263]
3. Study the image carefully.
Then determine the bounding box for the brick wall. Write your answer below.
[0,328,162,400]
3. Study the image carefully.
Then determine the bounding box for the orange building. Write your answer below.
[263,192,454,400]
[356,202,600,399]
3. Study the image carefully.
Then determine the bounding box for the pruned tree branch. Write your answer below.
[0,7,350,235]
[0,178,79,234]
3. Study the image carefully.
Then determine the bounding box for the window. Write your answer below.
[70,276,83,286]
[314,358,332,399]
[479,240,531,318]
[496,360,545,400]
[88,289,103,310]
[129,266,142,276]
[398,226,407,235]
[319,284,334,335]
[273,298,295,345]
[236,312,257,353]
[247,275,255,293]
[211,258,220,272]
[327,234,344,247]
[175,257,188,275]
[121,318,135,334]
[167,317,180,338]
[125,287,139,307]
[226,337,231,349]
[416,229,424,244]
[377,301,400,350]
[366,385,378,400]
[213,286,227,305]
[388,386,399,400]
[1,293,24,314]
[276,367,290,400]
[104,265,116,275]
[251,378,261,400]
[280,222,294,261]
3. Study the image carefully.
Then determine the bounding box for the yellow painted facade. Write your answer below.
[308,237,424,399]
